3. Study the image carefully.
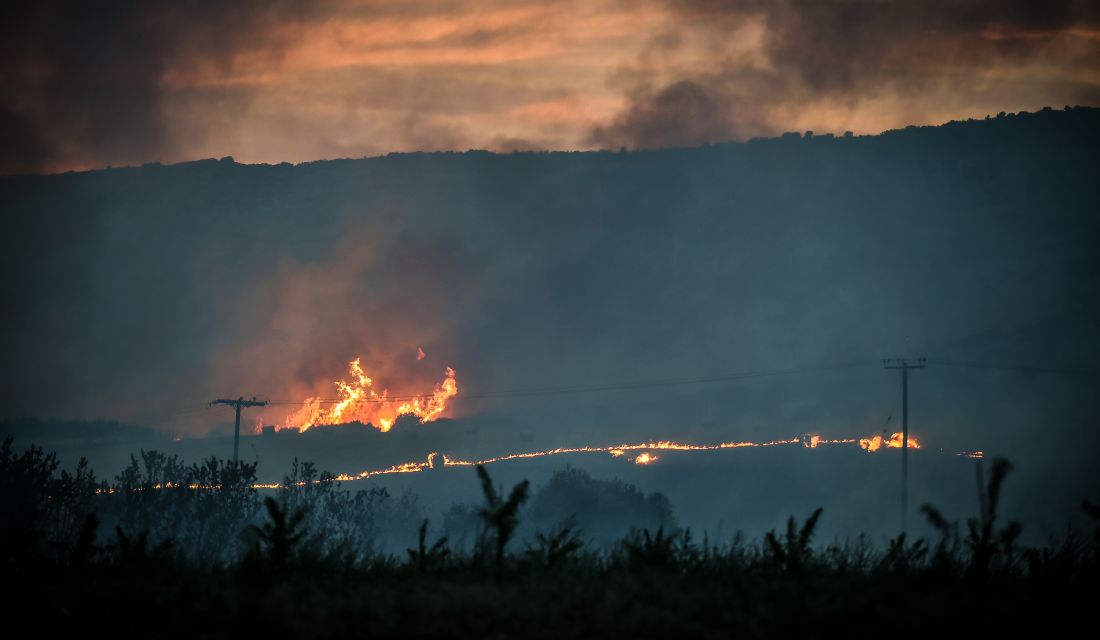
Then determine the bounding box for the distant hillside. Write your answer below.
[1,417,164,443]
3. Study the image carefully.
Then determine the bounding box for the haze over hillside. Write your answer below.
[2,107,1097,540]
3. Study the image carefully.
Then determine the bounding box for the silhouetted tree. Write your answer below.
[476,465,529,581]
[920,501,962,570]
[1084,500,1100,549]
[921,457,1022,582]
[114,525,175,570]
[526,517,585,568]
[967,457,1022,582]
[110,452,259,563]
[763,507,823,572]
[527,466,676,545]
[620,526,697,571]
[246,496,309,568]
[69,512,99,570]
[0,436,99,563]
[407,519,450,572]
[875,533,928,575]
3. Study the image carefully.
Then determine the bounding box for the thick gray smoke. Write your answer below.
[0,1,313,174]
[589,0,1100,148]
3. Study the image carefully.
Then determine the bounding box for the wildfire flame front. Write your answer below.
[283,357,458,432]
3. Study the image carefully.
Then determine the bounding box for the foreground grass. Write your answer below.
[3,437,1097,637]
[13,547,1094,639]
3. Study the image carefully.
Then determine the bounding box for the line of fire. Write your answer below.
[206,353,981,495]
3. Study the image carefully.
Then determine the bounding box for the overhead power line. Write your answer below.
[262,360,879,406]
[925,359,1099,377]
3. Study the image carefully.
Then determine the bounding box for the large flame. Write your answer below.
[283,357,457,432]
[858,432,921,452]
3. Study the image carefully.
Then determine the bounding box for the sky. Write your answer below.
[3,0,1099,174]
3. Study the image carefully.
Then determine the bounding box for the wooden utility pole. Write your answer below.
[883,358,925,534]
[210,396,268,463]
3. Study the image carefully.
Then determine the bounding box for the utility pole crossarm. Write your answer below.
[883,358,926,370]
[210,396,269,463]
[211,398,268,408]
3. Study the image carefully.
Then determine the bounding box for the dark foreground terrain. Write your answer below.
[4,436,1096,638]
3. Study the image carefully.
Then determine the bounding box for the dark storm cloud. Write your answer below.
[0,1,312,174]
[589,0,1100,148]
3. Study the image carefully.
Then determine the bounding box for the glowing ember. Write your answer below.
[283,357,458,432]
[634,452,657,464]
[858,432,921,452]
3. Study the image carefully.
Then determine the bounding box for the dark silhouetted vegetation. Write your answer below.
[476,464,530,581]
[3,436,1097,637]
[407,518,450,572]
[763,506,823,572]
[246,496,309,567]
[527,465,677,545]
